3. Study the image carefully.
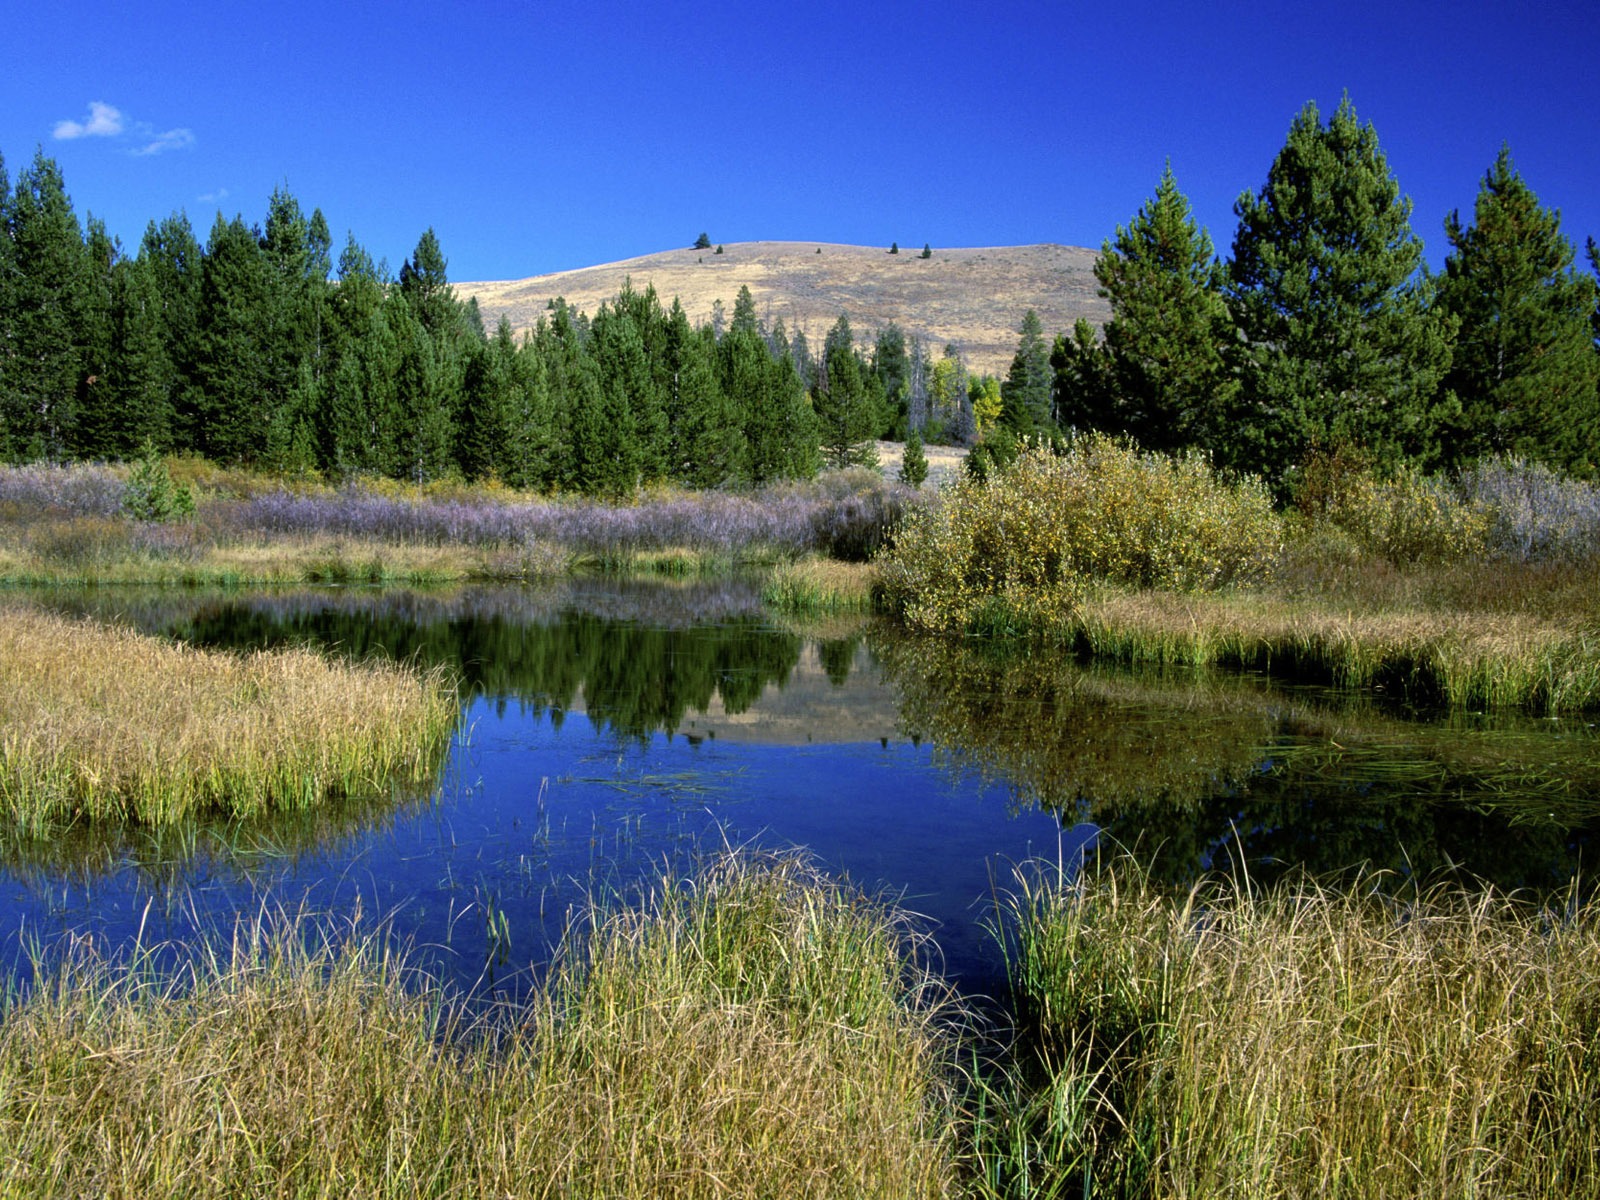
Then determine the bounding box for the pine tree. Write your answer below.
[1227,97,1454,482]
[1095,163,1236,453]
[390,295,456,483]
[195,213,273,462]
[815,316,878,468]
[137,214,204,452]
[1051,318,1115,434]
[999,309,1052,434]
[872,323,910,435]
[398,228,459,340]
[3,150,88,461]
[106,254,175,453]
[0,151,12,460]
[72,216,119,459]
[898,426,928,487]
[1435,148,1600,478]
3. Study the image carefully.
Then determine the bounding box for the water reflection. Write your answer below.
[873,632,1599,892]
[6,583,1596,996]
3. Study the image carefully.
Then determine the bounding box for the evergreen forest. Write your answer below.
[3,95,1598,495]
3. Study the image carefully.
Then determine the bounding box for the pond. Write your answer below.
[6,579,1598,1000]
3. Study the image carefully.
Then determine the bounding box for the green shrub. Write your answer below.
[121,441,195,523]
[877,436,1282,636]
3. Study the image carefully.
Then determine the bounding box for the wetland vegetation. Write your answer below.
[3,91,1600,1195]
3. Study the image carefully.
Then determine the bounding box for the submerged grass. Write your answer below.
[0,850,960,1200]
[0,605,458,834]
[976,858,1600,1199]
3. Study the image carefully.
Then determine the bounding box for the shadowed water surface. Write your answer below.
[5,580,1596,998]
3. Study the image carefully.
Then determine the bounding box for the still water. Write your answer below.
[7,579,1597,997]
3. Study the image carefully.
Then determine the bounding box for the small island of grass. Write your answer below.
[0,604,458,834]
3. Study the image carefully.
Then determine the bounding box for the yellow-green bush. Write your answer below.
[876,437,1282,636]
[1323,462,1492,564]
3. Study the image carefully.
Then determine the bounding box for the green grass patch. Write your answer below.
[0,605,458,834]
[763,557,879,613]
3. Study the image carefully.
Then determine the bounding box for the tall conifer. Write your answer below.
[1435,149,1600,478]
[1227,97,1454,481]
[1094,164,1236,452]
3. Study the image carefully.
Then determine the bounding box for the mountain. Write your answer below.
[454,241,1109,376]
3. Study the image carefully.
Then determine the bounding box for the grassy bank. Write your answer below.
[0,605,458,834]
[4,850,1597,1197]
[875,441,1600,711]
[976,860,1600,1199]
[1069,586,1600,710]
[0,852,958,1200]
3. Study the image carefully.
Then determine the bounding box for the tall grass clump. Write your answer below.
[976,858,1600,1199]
[763,556,879,613]
[0,605,457,833]
[877,437,1282,636]
[0,851,960,1199]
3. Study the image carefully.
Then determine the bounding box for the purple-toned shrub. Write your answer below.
[1457,458,1600,564]
[210,471,920,559]
[0,463,127,517]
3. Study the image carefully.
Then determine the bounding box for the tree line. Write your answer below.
[6,95,1597,495]
[1000,97,1600,487]
[0,150,938,494]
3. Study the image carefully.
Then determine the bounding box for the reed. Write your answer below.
[974,858,1600,1199]
[763,557,879,613]
[0,605,458,834]
[0,851,960,1199]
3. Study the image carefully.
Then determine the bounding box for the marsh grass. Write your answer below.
[975,858,1600,1199]
[0,850,961,1200]
[0,605,458,834]
[1072,589,1600,712]
[763,557,879,613]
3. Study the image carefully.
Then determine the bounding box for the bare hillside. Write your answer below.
[455,241,1108,376]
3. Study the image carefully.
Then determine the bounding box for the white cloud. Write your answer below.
[197,187,230,204]
[51,101,195,156]
[133,128,196,156]
[53,101,125,140]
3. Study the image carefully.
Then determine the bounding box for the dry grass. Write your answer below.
[0,851,961,1200]
[0,605,458,833]
[1073,588,1600,711]
[456,241,1108,378]
[978,859,1600,1199]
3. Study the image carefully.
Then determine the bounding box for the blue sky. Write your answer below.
[4,0,1597,285]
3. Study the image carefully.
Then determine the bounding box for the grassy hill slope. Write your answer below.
[455,241,1108,376]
